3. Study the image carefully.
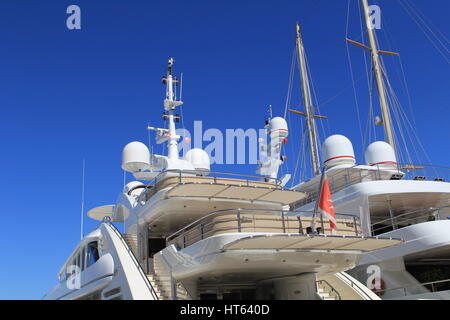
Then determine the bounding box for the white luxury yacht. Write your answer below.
[291,0,450,300]
[43,57,401,300]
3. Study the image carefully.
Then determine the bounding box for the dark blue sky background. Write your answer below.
[0,0,448,299]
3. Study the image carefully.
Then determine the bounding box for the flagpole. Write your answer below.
[310,165,327,233]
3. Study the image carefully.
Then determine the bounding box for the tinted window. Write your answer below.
[87,242,99,267]
[81,247,86,271]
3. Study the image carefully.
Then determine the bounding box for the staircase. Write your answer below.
[317,273,381,300]
[146,273,171,300]
[122,234,138,256]
[121,233,169,299]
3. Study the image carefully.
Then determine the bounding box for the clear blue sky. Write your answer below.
[0,0,448,299]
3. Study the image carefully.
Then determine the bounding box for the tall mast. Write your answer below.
[163,57,182,160]
[296,24,321,176]
[361,0,396,151]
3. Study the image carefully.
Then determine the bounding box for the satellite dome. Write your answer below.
[269,117,289,139]
[322,135,356,169]
[122,141,150,173]
[365,141,397,169]
[184,148,210,173]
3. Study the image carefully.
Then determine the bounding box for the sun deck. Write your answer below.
[139,171,307,206]
[166,208,401,252]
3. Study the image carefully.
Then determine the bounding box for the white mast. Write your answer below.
[361,0,396,151]
[296,24,321,176]
[163,57,182,160]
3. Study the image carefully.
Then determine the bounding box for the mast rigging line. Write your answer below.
[396,0,449,64]
[376,8,418,129]
[404,0,449,45]
[372,0,434,171]
[284,46,297,119]
[295,24,321,176]
[345,0,365,156]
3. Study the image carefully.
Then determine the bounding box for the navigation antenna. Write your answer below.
[149,58,184,161]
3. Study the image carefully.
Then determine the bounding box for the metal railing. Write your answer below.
[372,278,450,297]
[131,169,284,201]
[101,218,160,300]
[135,169,282,193]
[336,272,378,300]
[371,205,450,235]
[167,208,362,249]
[294,163,450,208]
[316,279,341,300]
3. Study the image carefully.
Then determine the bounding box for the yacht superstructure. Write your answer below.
[292,0,450,300]
[44,57,400,300]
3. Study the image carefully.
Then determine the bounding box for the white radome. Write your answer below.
[122,141,150,173]
[365,141,397,169]
[269,117,289,139]
[184,148,210,173]
[322,134,356,169]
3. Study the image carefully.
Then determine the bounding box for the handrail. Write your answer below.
[371,206,450,231]
[145,169,283,191]
[167,208,362,248]
[175,281,194,300]
[101,218,160,300]
[336,272,378,300]
[294,163,450,208]
[316,279,341,300]
[157,251,194,300]
[372,277,450,296]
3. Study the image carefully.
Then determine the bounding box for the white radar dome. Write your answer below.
[322,135,356,169]
[365,141,397,169]
[185,148,211,173]
[122,141,150,173]
[269,117,288,139]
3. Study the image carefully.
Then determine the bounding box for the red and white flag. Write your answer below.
[318,173,337,234]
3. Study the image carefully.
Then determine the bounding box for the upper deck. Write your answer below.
[292,164,450,209]
[136,169,307,206]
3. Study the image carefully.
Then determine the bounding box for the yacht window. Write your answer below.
[81,247,86,271]
[76,253,80,269]
[87,242,99,267]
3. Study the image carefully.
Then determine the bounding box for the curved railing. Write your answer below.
[101,218,160,300]
[372,278,450,297]
[131,169,283,199]
[294,163,450,208]
[167,208,362,249]
[335,272,380,300]
[371,205,450,234]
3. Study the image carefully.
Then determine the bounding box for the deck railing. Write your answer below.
[167,208,362,249]
[101,218,160,300]
[372,278,450,297]
[294,164,450,208]
[126,169,285,202]
[370,205,450,235]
